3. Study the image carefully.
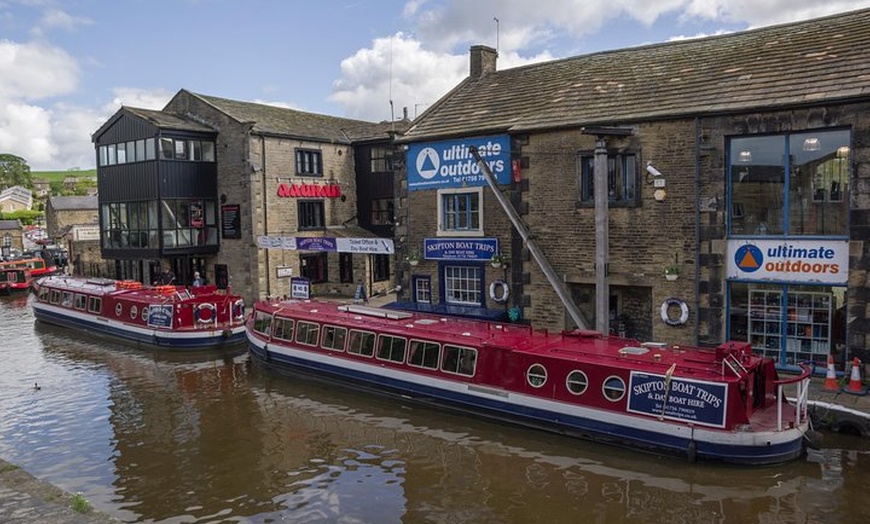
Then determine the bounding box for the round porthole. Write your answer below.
[141,306,149,322]
[115,303,123,317]
[602,375,626,402]
[566,370,589,395]
[526,363,548,388]
[130,305,138,319]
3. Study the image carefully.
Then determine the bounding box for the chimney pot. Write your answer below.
[470,45,498,79]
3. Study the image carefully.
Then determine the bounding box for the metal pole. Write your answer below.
[469,146,589,330]
[594,138,610,334]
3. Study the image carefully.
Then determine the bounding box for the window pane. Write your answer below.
[787,129,850,236]
[444,265,482,305]
[145,138,156,160]
[729,136,785,235]
[160,138,173,159]
[202,141,215,162]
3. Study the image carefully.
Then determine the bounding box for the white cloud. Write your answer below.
[0,39,77,100]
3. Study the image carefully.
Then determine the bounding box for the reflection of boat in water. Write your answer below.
[31,276,247,350]
[247,299,813,465]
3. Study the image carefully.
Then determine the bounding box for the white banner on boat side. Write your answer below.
[256,235,394,254]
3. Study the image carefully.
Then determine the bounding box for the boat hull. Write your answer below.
[34,301,246,351]
[247,333,806,465]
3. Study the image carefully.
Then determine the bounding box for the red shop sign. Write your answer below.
[277,182,342,198]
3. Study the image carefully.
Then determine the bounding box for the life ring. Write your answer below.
[195,302,216,324]
[661,298,689,326]
[232,299,245,321]
[489,279,510,304]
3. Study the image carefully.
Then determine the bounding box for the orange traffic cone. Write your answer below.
[844,357,867,396]
[824,355,839,391]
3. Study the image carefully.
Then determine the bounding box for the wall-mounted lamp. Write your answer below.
[837,146,850,158]
[646,162,662,177]
[738,150,752,163]
[803,137,821,151]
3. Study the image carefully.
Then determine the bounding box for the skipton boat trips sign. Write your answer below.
[407,135,511,191]
[627,372,728,428]
[726,239,848,284]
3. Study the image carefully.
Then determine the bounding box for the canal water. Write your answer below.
[1,295,868,524]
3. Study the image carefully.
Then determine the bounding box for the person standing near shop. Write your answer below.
[154,266,176,285]
[192,271,204,287]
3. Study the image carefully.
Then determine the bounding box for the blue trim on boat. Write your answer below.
[34,306,245,350]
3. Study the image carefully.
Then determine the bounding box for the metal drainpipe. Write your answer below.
[260,133,270,298]
[693,116,702,345]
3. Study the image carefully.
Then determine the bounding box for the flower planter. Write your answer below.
[664,273,679,281]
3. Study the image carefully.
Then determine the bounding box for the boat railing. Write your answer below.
[773,365,812,431]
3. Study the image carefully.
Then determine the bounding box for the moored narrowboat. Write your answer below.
[0,266,33,294]
[32,276,247,350]
[246,299,813,465]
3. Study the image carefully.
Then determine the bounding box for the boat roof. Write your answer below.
[255,299,756,382]
[37,276,240,302]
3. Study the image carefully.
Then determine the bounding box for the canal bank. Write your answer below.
[0,457,119,524]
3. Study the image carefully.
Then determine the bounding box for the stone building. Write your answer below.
[93,90,405,300]
[44,195,99,241]
[396,9,870,369]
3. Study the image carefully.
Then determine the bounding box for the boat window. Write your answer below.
[296,321,320,346]
[526,363,547,388]
[566,370,589,395]
[141,306,148,321]
[602,376,626,402]
[408,339,440,369]
[49,289,60,304]
[272,318,294,341]
[74,294,87,310]
[252,311,273,336]
[130,304,138,319]
[442,345,477,377]
[39,287,49,301]
[376,335,407,363]
[87,297,101,314]
[61,292,74,308]
[347,330,375,357]
[321,325,347,352]
[115,303,123,316]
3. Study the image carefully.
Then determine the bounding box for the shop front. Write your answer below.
[725,128,851,368]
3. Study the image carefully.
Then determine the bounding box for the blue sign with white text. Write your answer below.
[147,304,174,328]
[407,135,511,191]
[297,237,337,252]
[423,238,499,261]
[627,372,727,428]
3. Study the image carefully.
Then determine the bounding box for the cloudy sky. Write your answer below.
[1,0,868,171]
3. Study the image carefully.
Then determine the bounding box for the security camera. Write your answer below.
[646,162,662,177]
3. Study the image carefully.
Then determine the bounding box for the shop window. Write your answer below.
[438,187,482,235]
[298,200,325,229]
[300,252,328,283]
[443,265,482,306]
[578,152,638,206]
[729,129,850,237]
[373,254,390,282]
[295,149,322,176]
[339,253,354,283]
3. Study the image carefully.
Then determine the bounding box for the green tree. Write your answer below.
[0,154,33,189]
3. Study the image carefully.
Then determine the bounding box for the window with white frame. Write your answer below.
[414,276,431,304]
[443,265,482,306]
[438,187,483,236]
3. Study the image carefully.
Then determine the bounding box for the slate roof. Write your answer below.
[0,219,21,231]
[123,107,216,133]
[189,91,402,143]
[403,8,870,141]
[48,195,98,211]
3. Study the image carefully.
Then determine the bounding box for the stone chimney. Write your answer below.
[469,45,497,79]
